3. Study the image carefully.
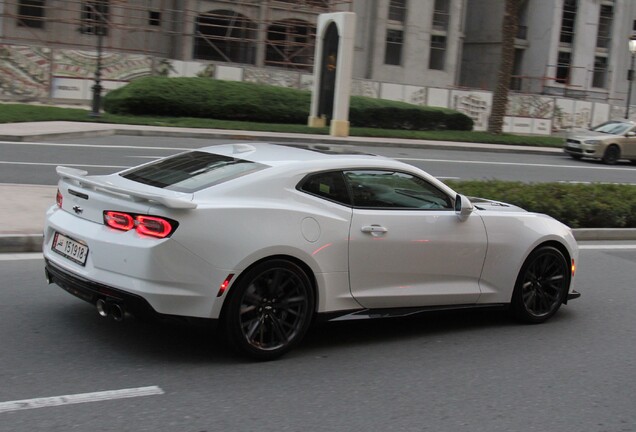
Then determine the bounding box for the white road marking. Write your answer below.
[397,157,636,172]
[0,141,189,151]
[0,386,164,414]
[0,161,126,169]
[579,244,636,250]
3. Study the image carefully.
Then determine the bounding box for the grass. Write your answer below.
[0,102,565,147]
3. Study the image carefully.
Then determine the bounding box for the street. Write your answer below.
[1,135,635,431]
[1,136,635,185]
[1,245,635,431]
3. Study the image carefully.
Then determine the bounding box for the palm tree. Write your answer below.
[488,0,525,134]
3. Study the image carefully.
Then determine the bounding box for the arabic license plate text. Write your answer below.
[52,232,88,266]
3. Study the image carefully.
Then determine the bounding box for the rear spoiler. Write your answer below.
[56,166,198,209]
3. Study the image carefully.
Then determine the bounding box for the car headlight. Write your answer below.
[584,140,602,145]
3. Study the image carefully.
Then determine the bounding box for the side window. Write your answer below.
[344,170,452,210]
[299,171,351,206]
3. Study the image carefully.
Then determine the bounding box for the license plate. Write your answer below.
[567,142,581,149]
[52,232,89,266]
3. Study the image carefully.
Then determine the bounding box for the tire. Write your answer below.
[511,246,569,324]
[223,259,314,360]
[602,145,620,165]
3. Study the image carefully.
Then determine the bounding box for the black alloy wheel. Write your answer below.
[224,259,314,360]
[602,145,621,165]
[511,246,569,323]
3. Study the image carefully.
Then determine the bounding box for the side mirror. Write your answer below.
[454,194,474,221]
[626,131,636,137]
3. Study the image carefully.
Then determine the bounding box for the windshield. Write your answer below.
[592,121,633,135]
[120,151,267,192]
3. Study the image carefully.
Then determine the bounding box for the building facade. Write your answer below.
[352,0,464,89]
[2,0,636,131]
[461,0,636,104]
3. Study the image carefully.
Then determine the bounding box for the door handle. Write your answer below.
[361,225,388,234]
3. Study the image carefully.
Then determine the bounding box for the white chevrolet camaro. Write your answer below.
[44,143,580,360]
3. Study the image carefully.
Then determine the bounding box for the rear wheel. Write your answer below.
[602,145,621,165]
[224,259,314,360]
[511,246,569,323]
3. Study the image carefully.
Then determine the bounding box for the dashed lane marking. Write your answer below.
[0,386,164,414]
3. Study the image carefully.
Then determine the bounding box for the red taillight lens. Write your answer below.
[104,211,135,231]
[56,189,63,208]
[103,211,177,238]
[136,215,174,238]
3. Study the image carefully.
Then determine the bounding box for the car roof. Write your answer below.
[198,142,402,169]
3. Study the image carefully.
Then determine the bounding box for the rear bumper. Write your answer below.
[45,258,159,319]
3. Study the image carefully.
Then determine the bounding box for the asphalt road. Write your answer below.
[1,244,635,432]
[1,136,635,185]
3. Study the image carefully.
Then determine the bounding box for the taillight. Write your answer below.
[103,211,178,238]
[56,189,63,208]
[136,215,173,238]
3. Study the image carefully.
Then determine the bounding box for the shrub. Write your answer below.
[104,77,473,130]
[444,180,636,228]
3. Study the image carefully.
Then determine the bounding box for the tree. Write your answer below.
[488,0,525,134]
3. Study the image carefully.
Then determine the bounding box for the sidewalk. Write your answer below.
[0,121,634,252]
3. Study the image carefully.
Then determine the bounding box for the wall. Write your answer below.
[0,43,620,135]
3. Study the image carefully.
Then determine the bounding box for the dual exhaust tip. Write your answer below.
[96,298,125,322]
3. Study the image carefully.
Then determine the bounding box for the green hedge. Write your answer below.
[445,180,636,229]
[103,77,473,131]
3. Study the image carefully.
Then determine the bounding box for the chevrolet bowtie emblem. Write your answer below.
[72,205,84,215]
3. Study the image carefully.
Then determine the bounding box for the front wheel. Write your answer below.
[602,145,621,165]
[223,259,314,360]
[511,246,569,323]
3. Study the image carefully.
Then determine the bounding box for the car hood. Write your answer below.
[469,197,527,213]
[567,130,616,140]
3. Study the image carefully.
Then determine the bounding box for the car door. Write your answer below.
[346,170,488,309]
[622,125,636,158]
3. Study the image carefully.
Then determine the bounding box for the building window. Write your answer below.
[276,0,328,8]
[388,0,406,23]
[556,51,571,84]
[149,10,161,27]
[592,56,608,88]
[193,9,257,64]
[429,35,446,70]
[265,19,316,71]
[510,49,524,91]
[560,0,577,44]
[384,29,403,65]
[17,0,45,28]
[596,5,613,49]
[432,0,450,31]
[80,0,109,35]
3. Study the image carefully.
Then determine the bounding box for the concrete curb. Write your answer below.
[2,229,635,254]
[1,125,563,156]
[0,234,43,253]
[571,228,636,241]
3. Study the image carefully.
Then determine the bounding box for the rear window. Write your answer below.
[120,151,267,192]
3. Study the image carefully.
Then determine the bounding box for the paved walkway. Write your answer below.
[0,121,633,252]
